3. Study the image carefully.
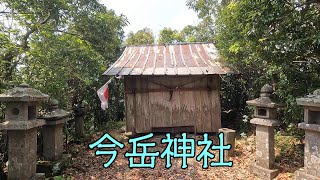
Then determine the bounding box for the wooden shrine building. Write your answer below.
[103,42,236,133]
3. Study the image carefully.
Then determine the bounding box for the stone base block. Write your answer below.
[0,120,45,130]
[42,124,64,161]
[32,173,45,180]
[250,163,279,180]
[218,128,236,157]
[294,169,320,180]
[37,154,71,177]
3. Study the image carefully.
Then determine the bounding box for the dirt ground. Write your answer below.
[62,130,302,180]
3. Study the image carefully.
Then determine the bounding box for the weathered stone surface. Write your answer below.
[41,99,70,161]
[296,89,320,108]
[218,128,236,157]
[0,84,48,180]
[294,88,320,179]
[250,118,282,127]
[299,123,320,132]
[7,128,38,179]
[0,83,49,102]
[246,84,285,108]
[75,115,85,138]
[44,118,69,126]
[294,169,320,180]
[303,106,320,124]
[0,119,46,130]
[41,99,70,121]
[260,84,273,94]
[31,173,45,180]
[42,124,64,161]
[246,98,285,108]
[247,84,284,179]
[250,163,279,180]
[254,107,278,119]
[255,125,275,169]
[74,102,87,138]
[303,130,320,177]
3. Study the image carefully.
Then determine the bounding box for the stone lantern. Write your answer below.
[41,99,70,161]
[73,101,88,138]
[294,89,320,179]
[0,83,49,179]
[246,84,285,179]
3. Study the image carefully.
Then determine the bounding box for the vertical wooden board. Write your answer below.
[148,76,172,128]
[168,76,193,128]
[159,76,180,127]
[124,77,135,132]
[134,76,146,133]
[174,77,196,127]
[147,77,155,129]
[148,76,161,129]
[208,76,221,132]
[201,90,212,132]
[148,76,167,128]
[141,77,151,132]
[183,79,198,132]
[192,77,204,132]
[201,77,212,132]
[160,89,173,128]
[171,90,181,127]
[197,76,212,132]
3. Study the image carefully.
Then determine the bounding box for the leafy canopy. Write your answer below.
[125,27,155,45]
[0,0,128,124]
[188,0,320,132]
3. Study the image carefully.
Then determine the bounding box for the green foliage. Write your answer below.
[157,26,212,44]
[104,120,125,131]
[188,0,320,135]
[216,1,320,127]
[158,27,185,44]
[0,0,127,123]
[125,28,155,45]
[180,24,213,42]
[0,1,127,173]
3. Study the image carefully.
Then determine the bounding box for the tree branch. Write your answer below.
[20,13,51,49]
[0,11,33,14]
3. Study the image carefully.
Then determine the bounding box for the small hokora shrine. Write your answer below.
[103,42,237,134]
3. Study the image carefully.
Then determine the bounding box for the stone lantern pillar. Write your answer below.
[41,99,70,161]
[294,89,320,179]
[246,84,285,179]
[73,101,88,139]
[0,84,49,179]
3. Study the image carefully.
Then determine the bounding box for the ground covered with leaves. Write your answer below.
[61,129,303,180]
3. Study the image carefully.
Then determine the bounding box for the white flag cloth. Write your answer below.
[97,79,112,110]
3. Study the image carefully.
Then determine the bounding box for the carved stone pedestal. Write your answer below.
[0,84,48,180]
[247,84,285,180]
[294,89,320,180]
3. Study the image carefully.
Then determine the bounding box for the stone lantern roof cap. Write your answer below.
[296,89,320,107]
[246,84,286,108]
[260,84,273,93]
[40,99,71,120]
[0,83,49,102]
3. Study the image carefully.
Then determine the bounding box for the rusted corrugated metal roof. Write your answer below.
[103,42,237,76]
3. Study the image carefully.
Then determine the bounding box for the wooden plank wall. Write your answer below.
[124,75,221,133]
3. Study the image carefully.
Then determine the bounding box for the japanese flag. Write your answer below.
[97,79,112,110]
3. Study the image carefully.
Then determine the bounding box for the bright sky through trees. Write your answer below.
[102,0,199,37]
